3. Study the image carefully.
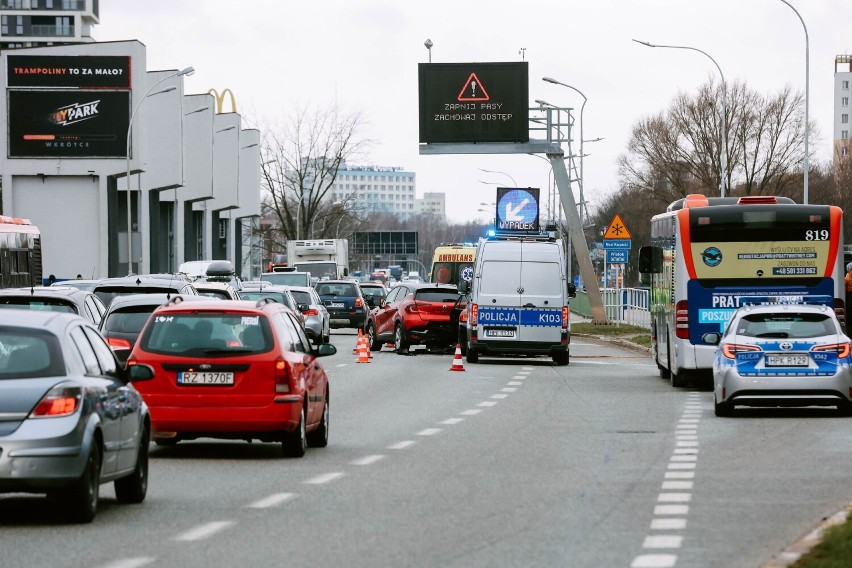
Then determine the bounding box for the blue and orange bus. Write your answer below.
[0,216,42,288]
[638,194,845,387]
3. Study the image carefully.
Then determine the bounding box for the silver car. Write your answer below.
[712,302,852,416]
[289,285,331,344]
[0,310,155,522]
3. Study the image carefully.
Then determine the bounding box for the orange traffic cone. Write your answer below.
[353,328,364,354]
[363,332,373,358]
[449,344,465,372]
[356,337,371,363]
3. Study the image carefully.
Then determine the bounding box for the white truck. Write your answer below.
[286,239,350,280]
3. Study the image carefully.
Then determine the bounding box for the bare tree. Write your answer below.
[618,79,813,202]
[260,104,370,251]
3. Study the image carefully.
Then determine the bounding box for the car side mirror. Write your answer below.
[315,343,337,357]
[702,332,722,345]
[127,363,155,382]
[567,283,577,298]
[458,280,470,295]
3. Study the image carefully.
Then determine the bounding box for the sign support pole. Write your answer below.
[549,154,607,324]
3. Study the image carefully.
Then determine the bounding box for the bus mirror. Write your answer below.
[567,282,577,298]
[702,332,722,345]
[458,280,470,295]
[638,246,663,274]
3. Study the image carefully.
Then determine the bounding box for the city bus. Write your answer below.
[638,194,844,387]
[0,216,43,288]
[429,243,476,286]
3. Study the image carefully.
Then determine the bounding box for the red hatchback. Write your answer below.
[366,283,464,354]
[128,297,337,457]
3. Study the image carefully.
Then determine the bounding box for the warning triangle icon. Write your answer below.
[457,73,490,102]
[603,214,632,239]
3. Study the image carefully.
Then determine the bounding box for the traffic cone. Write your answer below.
[353,328,363,354]
[449,343,465,372]
[356,336,371,363]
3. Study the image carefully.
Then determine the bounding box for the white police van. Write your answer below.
[458,232,575,365]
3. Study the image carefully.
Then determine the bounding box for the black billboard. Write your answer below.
[7,55,131,89]
[353,231,418,255]
[418,62,529,144]
[8,90,130,157]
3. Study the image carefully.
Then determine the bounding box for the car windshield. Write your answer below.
[0,327,64,379]
[736,313,836,339]
[139,313,273,357]
[0,298,77,314]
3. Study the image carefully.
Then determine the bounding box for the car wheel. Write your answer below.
[838,401,852,417]
[114,426,149,504]
[670,368,687,388]
[63,441,101,523]
[714,396,733,417]
[658,363,670,379]
[307,392,329,448]
[367,322,382,351]
[282,405,307,458]
[552,350,569,366]
[466,348,479,364]
[394,323,409,354]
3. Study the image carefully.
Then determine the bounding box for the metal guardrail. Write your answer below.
[570,288,651,329]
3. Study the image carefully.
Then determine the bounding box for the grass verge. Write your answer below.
[790,513,852,568]
[571,322,652,348]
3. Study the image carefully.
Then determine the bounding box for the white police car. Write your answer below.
[711,300,852,416]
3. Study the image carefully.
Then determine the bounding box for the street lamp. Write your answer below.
[778,0,810,203]
[125,65,194,275]
[478,168,517,186]
[632,39,727,198]
[424,38,433,63]
[542,77,590,226]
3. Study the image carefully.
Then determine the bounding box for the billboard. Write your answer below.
[8,90,130,157]
[495,187,540,233]
[7,55,131,89]
[418,62,529,143]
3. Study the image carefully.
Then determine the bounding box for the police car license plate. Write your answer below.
[485,328,516,338]
[178,372,234,385]
[765,354,808,367]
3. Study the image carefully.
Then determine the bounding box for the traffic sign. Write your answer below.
[606,250,628,264]
[495,187,540,232]
[603,214,631,239]
[603,239,631,250]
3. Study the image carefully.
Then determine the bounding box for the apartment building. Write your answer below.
[0,0,97,50]
[835,55,852,159]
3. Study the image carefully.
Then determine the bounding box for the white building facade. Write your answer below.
[835,55,852,159]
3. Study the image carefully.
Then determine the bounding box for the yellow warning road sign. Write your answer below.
[603,214,631,239]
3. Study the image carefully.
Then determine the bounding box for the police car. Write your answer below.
[711,299,852,416]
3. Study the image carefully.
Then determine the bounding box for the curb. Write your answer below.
[572,332,651,354]
[762,502,852,567]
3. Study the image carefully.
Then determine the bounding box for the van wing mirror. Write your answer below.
[567,282,577,298]
[638,246,663,274]
[458,279,470,295]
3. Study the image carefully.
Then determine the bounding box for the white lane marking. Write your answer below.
[441,418,464,425]
[675,424,697,430]
[247,492,295,509]
[662,481,694,490]
[673,448,698,454]
[491,394,509,399]
[651,518,687,530]
[334,363,347,368]
[667,462,697,470]
[676,441,699,447]
[508,381,524,386]
[654,505,689,515]
[351,455,385,466]
[174,521,234,542]
[97,559,157,568]
[512,375,526,380]
[501,387,518,392]
[665,471,695,479]
[388,440,416,449]
[643,535,683,549]
[304,472,345,484]
[461,409,483,415]
[417,428,441,436]
[670,455,697,462]
[658,493,691,503]
[631,554,677,568]
[522,367,534,371]
[679,418,700,424]
[676,435,698,441]
[477,401,498,407]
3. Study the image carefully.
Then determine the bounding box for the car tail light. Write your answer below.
[274,357,291,393]
[107,337,132,350]
[405,303,420,314]
[355,298,363,309]
[722,343,761,359]
[562,306,569,331]
[459,309,468,323]
[470,304,478,326]
[30,383,82,418]
[302,308,319,316]
[675,300,689,339]
[813,343,852,358]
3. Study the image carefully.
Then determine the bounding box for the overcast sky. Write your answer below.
[98,0,851,224]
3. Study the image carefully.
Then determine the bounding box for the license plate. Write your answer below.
[330,302,345,308]
[765,354,809,367]
[178,371,234,385]
[485,328,516,338]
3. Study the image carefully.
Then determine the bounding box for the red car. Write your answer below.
[127,297,336,457]
[365,283,464,354]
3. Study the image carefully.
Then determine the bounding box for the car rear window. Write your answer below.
[737,313,836,338]
[240,292,295,310]
[361,286,387,299]
[0,298,77,314]
[103,306,157,334]
[414,290,462,303]
[290,291,312,305]
[95,287,185,307]
[138,313,273,356]
[0,327,64,379]
[316,283,357,297]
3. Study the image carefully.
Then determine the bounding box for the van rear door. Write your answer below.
[516,247,564,343]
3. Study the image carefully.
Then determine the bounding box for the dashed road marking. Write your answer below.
[501,387,518,392]
[247,492,295,509]
[477,401,498,407]
[388,440,416,449]
[643,535,683,549]
[461,409,483,415]
[174,521,235,541]
[631,554,677,568]
[651,518,687,530]
[441,418,465,425]
[304,472,345,484]
[351,455,385,466]
[654,504,689,515]
[490,394,509,399]
[417,428,441,436]
[97,559,157,568]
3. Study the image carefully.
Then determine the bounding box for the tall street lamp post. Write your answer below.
[125,65,194,275]
[633,39,727,198]
[778,0,809,203]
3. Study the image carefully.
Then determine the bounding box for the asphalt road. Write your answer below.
[2,330,851,568]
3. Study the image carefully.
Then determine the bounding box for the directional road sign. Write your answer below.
[495,187,540,233]
[603,239,631,250]
[606,250,628,264]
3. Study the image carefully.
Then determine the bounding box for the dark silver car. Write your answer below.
[289,285,331,344]
[0,285,107,326]
[93,274,198,308]
[0,310,155,523]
